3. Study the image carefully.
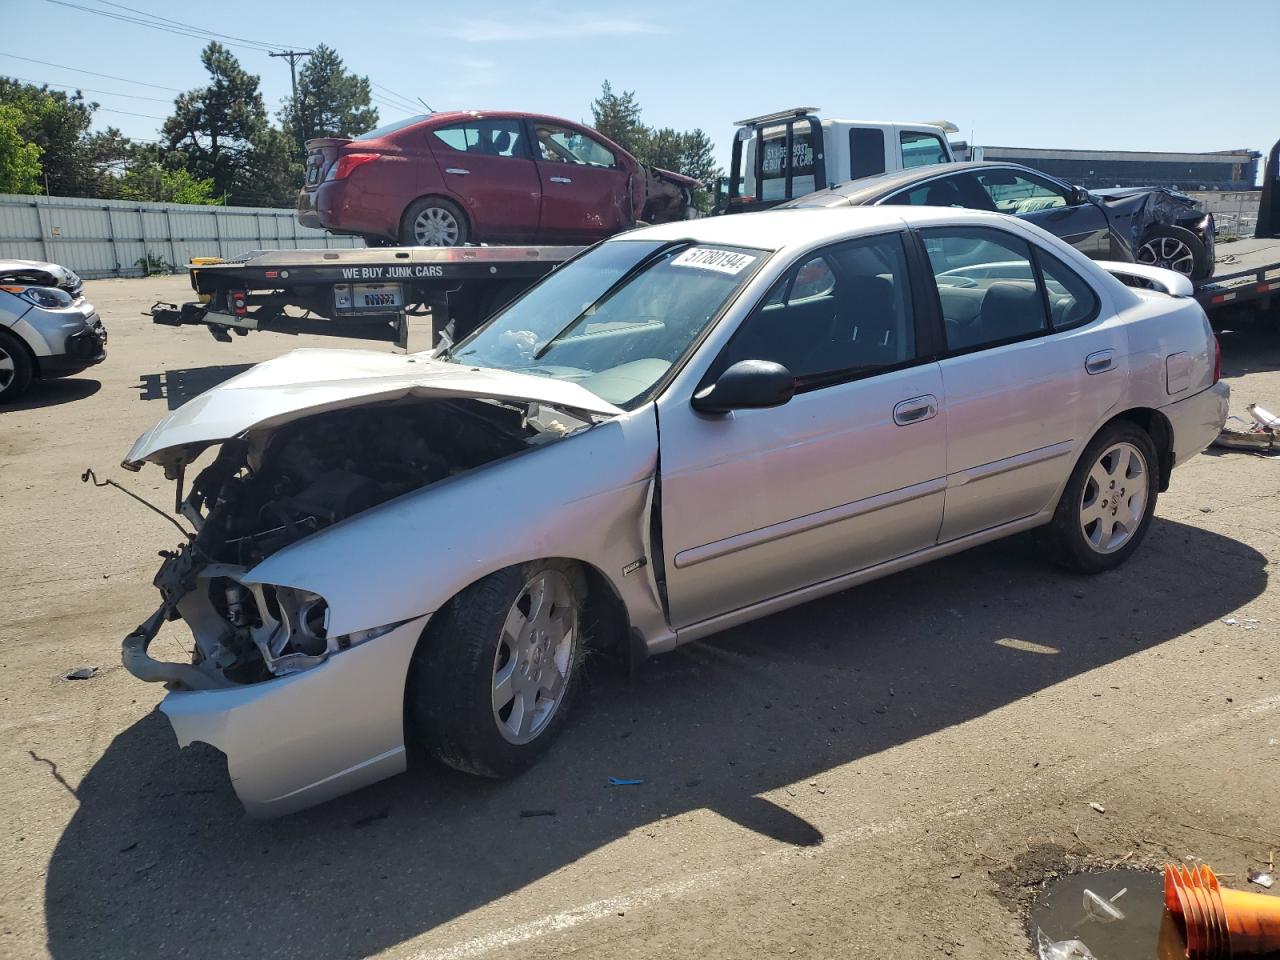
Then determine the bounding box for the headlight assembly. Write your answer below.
[0,284,74,309]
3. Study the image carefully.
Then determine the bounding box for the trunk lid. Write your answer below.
[124,349,624,469]
[303,137,352,189]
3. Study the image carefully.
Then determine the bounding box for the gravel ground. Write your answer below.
[1,276,1277,960]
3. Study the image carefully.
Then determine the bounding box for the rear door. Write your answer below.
[528,120,632,242]
[972,168,1111,257]
[426,118,542,242]
[918,224,1124,541]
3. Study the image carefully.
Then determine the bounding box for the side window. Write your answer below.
[1038,251,1100,329]
[922,227,1046,351]
[975,169,1071,214]
[899,130,948,169]
[431,119,526,157]
[722,233,915,383]
[849,128,886,179]
[881,173,993,211]
[533,123,616,168]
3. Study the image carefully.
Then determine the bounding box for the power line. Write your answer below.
[369,81,421,112]
[6,75,171,102]
[94,106,168,120]
[0,51,180,90]
[43,0,291,53]
[91,0,309,50]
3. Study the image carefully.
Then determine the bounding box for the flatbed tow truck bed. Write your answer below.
[1197,236,1280,312]
[150,244,583,348]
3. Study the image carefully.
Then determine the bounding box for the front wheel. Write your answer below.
[1137,225,1210,281]
[400,197,469,247]
[1038,422,1159,574]
[406,559,585,778]
[0,329,34,403]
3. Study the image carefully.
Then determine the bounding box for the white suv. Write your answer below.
[722,108,957,212]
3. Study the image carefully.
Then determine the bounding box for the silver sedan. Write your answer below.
[119,206,1228,815]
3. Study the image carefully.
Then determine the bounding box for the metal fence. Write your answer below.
[1187,190,1262,240]
[0,193,363,278]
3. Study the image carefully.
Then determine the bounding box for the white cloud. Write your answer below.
[438,14,667,43]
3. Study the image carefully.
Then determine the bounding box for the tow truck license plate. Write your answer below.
[334,282,403,313]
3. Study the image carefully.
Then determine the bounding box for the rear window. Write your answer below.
[354,115,431,140]
[756,121,816,201]
[849,128,886,180]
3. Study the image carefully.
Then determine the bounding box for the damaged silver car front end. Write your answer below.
[114,348,664,816]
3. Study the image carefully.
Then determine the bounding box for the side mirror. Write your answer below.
[1069,186,1090,205]
[691,360,795,414]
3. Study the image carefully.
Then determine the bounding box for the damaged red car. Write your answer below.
[298,111,702,247]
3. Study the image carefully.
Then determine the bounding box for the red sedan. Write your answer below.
[298,111,702,247]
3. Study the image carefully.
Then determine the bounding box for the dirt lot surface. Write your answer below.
[1,276,1277,960]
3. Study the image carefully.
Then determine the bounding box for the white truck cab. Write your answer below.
[723,108,957,212]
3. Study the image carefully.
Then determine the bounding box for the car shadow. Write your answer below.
[135,364,254,410]
[4,377,100,411]
[44,517,1266,959]
[1215,307,1280,379]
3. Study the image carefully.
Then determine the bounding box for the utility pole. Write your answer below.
[270,49,313,152]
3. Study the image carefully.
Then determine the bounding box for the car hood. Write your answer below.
[650,166,704,189]
[124,348,624,469]
[1090,186,1196,205]
[0,258,83,296]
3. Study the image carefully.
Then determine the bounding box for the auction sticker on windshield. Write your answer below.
[671,247,757,275]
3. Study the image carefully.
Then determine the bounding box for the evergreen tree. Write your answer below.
[280,44,378,149]
[162,42,273,202]
[590,81,647,155]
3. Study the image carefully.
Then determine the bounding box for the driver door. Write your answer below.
[655,232,947,630]
[972,168,1111,257]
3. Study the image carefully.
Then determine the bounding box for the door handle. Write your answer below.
[1085,350,1115,375]
[893,395,938,426]
[444,167,469,175]
[549,176,573,184]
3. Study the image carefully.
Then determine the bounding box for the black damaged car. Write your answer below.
[783,160,1215,281]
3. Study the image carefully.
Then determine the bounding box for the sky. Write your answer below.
[5,0,1278,177]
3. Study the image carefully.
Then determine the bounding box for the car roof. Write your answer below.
[618,204,1037,254]
[789,160,1067,208]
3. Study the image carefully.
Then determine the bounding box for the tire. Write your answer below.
[406,559,587,778]
[400,197,469,247]
[1038,421,1159,574]
[0,329,34,403]
[1136,225,1210,282]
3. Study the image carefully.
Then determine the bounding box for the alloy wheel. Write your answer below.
[1136,236,1196,276]
[0,345,13,389]
[1079,442,1149,554]
[413,206,461,246]
[491,569,577,745]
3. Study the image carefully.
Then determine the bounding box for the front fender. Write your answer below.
[243,406,668,645]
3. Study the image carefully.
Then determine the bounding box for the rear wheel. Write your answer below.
[0,330,33,403]
[406,559,585,777]
[400,197,469,247]
[1039,422,1159,574]
[1137,225,1210,281]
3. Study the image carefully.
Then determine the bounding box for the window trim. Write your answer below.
[698,229,930,398]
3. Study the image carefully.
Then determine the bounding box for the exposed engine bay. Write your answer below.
[131,397,583,688]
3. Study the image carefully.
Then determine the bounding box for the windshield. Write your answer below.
[444,240,766,408]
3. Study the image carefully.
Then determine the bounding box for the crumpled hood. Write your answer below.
[0,258,83,296]
[124,348,623,468]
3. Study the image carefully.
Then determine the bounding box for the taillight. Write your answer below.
[1212,334,1221,384]
[329,152,379,181]
[230,290,247,316]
